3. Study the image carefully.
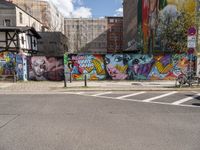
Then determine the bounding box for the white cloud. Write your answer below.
[72,7,92,18]
[48,0,92,18]
[114,7,123,16]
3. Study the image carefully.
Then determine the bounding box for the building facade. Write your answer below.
[123,0,138,51]
[64,18,107,54]
[6,0,64,33]
[0,1,42,31]
[107,17,123,53]
[37,32,68,56]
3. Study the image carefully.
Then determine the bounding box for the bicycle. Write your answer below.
[176,71,200,87]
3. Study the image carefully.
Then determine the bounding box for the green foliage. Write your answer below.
[158,11,195,53]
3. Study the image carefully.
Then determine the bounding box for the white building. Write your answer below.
[0,1,43,31]
[7,0,65,34]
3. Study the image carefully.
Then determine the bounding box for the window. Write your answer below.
[21,36,24,45]
[19,12,23,24]
[4,19,11,26]
[33,39,36,47]
[109,19,114,23]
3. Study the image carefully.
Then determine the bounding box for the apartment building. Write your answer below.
[7,0,64,33]
[64,18,107,54]
[107,16,123,53]
[0,0,42,31]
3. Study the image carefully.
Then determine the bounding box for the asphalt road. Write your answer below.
[0,93,200,150]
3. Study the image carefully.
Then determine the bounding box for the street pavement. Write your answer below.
[0,93,200,150]
[0,80,200,94]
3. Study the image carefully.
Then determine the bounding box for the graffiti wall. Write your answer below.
[0,52,15,76]
[65,54,194,80]
[68,54,106,80]
[137,0,196,53]
[28,56,64,81]
[16,55,24,80]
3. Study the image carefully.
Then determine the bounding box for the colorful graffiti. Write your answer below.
[105,54,128,80]
[68,54,106,80]
[28,56,64,81]
[16,55,23,80]
[65,54,194,80]
[0,52,15,76]
[137,0,196,53]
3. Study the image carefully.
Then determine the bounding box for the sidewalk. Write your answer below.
[0,80,200,94]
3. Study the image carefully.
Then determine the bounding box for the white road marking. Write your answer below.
[116,92,146,99]
[76,92,85,94]
[143,91,178,102]
[92,92,112,96]
[94,95,200,108]
[172,93,200,105]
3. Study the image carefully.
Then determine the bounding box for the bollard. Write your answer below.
[64,75,67,87]
[70,72,72,83]
[84,74,87,87]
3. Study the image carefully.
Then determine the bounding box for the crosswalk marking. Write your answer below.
[92,92,112,96]
[172,93,200,105]
[143,91,178,102]
[116,92,146,99]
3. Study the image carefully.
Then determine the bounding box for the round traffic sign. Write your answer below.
[188,27,196,36]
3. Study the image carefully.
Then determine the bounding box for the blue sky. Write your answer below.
[75,0,123,18]
[51,0,123,18]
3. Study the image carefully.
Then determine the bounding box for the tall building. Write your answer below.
[64,18,107,54]
[0,0,42,31]
[7,0,64,33]
[123,0,138,51]
[106,16,123,53]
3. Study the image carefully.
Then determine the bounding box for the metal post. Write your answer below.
[84,74,87,87]
[64,75,67,87]
[70,72,72,83]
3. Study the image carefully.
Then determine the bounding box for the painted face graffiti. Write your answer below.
[105,54,128,80]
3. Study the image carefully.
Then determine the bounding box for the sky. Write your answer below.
[49,0,123,18]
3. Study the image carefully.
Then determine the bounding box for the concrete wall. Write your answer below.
[37,32,68,56]
[65,53,195,80]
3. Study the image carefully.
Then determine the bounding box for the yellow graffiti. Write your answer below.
[155,61,173,74]
[92,59,105,75]
[116,65,128,73]
[85,66,94,73]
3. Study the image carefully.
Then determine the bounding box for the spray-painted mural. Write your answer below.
[65,54,194,80]
[0,52,15,76]
[105,54,128,80]
[68,54,106,80]
[28,56,64,81]
[16,55,23,80]
[137,0,196,53]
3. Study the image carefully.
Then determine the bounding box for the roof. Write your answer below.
[0,26,41,39]
[0,0,15,9]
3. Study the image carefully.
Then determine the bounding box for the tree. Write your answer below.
[158,11,195,53]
